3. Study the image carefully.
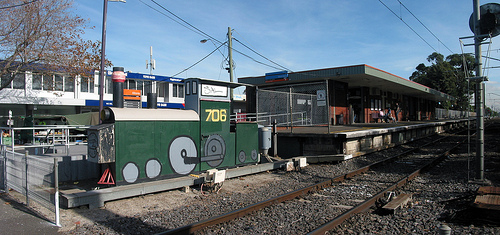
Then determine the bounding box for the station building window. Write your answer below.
[173,83,184,98]
[158,82,168,98]
[125,79,153,95]
[106,75,112,94]
[127,79,136,90]
[0,73,25,89]
[54,74,63,91]
[13,73,25,89]
[143,80,152,94]
[32,74,42,90]
[42,75,53,90]
[80,76,94,93]
[137,80,143,92]
[64,76,74,92]
[1,73,12,88]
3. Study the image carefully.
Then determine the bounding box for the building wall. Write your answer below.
[0,71,185,124]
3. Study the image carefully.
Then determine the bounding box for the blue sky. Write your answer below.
[73,0,500,110]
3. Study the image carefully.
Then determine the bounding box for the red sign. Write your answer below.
[112,70,126,83]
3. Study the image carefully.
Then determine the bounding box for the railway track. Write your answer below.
[158,131,468,234]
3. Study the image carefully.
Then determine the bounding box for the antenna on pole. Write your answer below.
[146,46,156,75]
[145,46,158,109]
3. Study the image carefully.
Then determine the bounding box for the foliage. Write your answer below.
[410,52,476,111]
[0,0,111,90]
[485,106,499,117]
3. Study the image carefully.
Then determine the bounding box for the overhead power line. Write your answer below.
[397,0,454,54]
[233,30,292,72]
[139,0,291,74]
[171,42,227,78]
[378,0,438,52]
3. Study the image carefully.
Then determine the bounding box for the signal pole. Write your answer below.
[473,0,485,181]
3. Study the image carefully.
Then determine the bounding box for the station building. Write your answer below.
[239,64,455,125]
[0,70,186,125]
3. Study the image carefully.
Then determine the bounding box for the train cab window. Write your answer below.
[192,81,197,94]
[185,81,190,95]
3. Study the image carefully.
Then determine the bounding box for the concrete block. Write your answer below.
[360,138,372,151]
[373,136,383,148]
[383,134,391,145]
[345,140,360,155]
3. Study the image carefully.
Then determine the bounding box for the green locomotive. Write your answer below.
[88,78,259,184]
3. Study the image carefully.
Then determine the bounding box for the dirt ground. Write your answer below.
[52,172,281,232]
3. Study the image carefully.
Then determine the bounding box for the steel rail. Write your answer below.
[156,134,461,235]
[308,140,465,234]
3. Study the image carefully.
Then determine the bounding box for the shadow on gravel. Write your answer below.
[443,207,500,226]
[69,206,172,234]
[0,192,54,223]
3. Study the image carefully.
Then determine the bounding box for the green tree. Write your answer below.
[410,52,475,110]
[0,0,110,90]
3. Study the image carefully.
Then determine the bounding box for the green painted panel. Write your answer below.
[155,121,200,176]
[115,121,155,182]
[199,100,234,171]
[236,122,259,164]
[115,120,200,183]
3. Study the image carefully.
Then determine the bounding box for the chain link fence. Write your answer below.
[435,108,475,119]
[256,82,328,127]
[1,145,60,226]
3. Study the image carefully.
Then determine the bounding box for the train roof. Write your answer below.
[105,107,199,122]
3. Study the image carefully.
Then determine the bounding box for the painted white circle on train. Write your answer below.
[145,158,162,179]
[122,162,139,183]
[251,149,258,161]
[169,136,198,175]
[238,150,246,163]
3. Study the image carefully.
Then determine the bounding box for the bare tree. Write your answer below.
[0,0,110,90]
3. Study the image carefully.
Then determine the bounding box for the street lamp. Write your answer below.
[99,0,126,123]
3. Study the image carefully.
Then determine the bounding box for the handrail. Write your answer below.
[0,126,90,155]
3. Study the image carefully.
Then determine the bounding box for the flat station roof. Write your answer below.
[239,64,453,102]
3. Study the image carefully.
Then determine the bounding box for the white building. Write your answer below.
[0,70,185,125]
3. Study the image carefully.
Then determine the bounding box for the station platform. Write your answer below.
[276,120,469,135]
[273,119,470,161]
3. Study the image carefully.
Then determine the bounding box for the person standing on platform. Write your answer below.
[395,102,401,122]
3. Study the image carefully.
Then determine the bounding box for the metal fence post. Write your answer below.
[54,158,60,227]
[25,150,29,206]
[272,120,277,157]
[326,80,330,133]
[289,87,293,133]
[256,87,259,124]
[1,145,6,191]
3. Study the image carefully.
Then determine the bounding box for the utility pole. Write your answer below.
[473,0,485,181]
[227,27,235,114]
[228,27,234,101]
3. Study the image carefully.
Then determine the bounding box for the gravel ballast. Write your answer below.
[5,121,499,234]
